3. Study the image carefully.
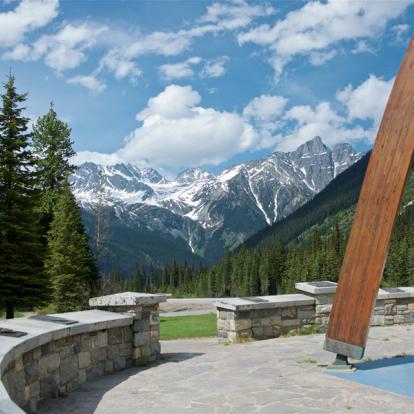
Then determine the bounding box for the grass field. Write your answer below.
[160,313,217,340]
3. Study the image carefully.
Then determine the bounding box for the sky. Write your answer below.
[0,0,413,177]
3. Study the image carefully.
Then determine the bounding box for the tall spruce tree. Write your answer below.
[0,75,47,318]
[45,181,98,312]
[32,103,76,235]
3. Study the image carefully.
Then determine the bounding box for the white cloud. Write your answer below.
[0,0,58,47]
[137,85,201,121]
[243,95,287,121]
[278,75,395,150]
[97,0,273,83]
[3,42,31,60]
[238,0,414,79]
[76,84,257,169]
[98,49,142,83]
[336,75,394,125]
[159,56,202,81]
[31,22,108,72]
[74,74,393,170]
[67,74,106,94]
[201,56,229,78]
[309,50,337,66]
[200,0,275,31]
[279,101,368,151]
[72,150,122,166]
[2,0,274,87]
[391,23,410,44]
[351,40,375,55]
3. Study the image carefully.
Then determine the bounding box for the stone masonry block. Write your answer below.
[134,331,150,347]
[60,356,78,384]
[78,352,91,369]
[281,307,297,319]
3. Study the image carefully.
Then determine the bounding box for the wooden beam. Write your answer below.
[325,36,414,359]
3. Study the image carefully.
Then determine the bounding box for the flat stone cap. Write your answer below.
[295,281,337,295]
[215,294,315,311]
[89,292,167,307]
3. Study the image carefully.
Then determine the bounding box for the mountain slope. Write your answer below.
[71,137,362,274]
[244,151,371,249]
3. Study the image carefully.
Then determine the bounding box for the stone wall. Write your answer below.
[0,292,166,414]
[216,294,315,342]
[2,325,133,413]
[215,283,414,342]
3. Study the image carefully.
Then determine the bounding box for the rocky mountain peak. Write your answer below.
[176,167,215,184]
[294,136,328,157]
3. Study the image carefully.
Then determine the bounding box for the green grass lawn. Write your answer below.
[160,313,217,340]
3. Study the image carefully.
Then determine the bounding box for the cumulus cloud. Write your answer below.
[278,75,395,151]
[74,74,395,169]
[159,56,202,81]
[0,0,58,47]
[279,102,368,151]
[336,75,394,125]
[75,84,257,169]
[243,95,288,121]
[67,74,106,94]
[201,56,229,78]
[238,0,414,79]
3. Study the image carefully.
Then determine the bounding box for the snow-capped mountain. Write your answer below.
[71,137,363,273]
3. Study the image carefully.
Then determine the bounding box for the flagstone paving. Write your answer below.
[38,325,414,414]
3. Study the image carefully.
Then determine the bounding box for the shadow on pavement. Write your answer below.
[37,352,204,414]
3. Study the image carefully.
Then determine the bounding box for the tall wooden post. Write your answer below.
[325,36,414,359]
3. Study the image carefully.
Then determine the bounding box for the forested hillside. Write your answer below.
[130,153,414,297]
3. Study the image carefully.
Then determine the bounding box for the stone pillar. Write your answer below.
[295,281,337,332]
[89,292,166,364]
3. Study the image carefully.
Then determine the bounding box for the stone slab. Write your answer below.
[89,292,167,308]
[295,281,337,295]
[214,294,315,311]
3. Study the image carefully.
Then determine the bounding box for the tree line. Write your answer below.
[129,198,414,298]
[0,75,98,318]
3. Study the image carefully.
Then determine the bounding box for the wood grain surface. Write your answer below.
[325,36,414,356]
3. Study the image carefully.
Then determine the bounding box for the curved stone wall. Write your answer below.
[0,310,133,413]
[0,292,166,414]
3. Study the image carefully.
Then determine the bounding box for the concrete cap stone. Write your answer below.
[89,292,167,308]
[214,294,315,311]
[295,281,337,295]
[295,281,414,300]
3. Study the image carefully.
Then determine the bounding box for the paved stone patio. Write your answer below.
[38,325,414,414]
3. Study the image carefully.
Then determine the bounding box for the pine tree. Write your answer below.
[0,75,47,318]
[134,266,144,292]
[32,103,75,232]
[44,182,98,312]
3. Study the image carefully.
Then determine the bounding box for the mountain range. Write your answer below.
[71,136,363,274]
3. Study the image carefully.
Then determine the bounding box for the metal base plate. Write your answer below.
[326,354,356,372]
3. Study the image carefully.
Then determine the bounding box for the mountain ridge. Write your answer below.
[71,137,363,274]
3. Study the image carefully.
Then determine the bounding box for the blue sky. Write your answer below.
[0,0,413,176]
